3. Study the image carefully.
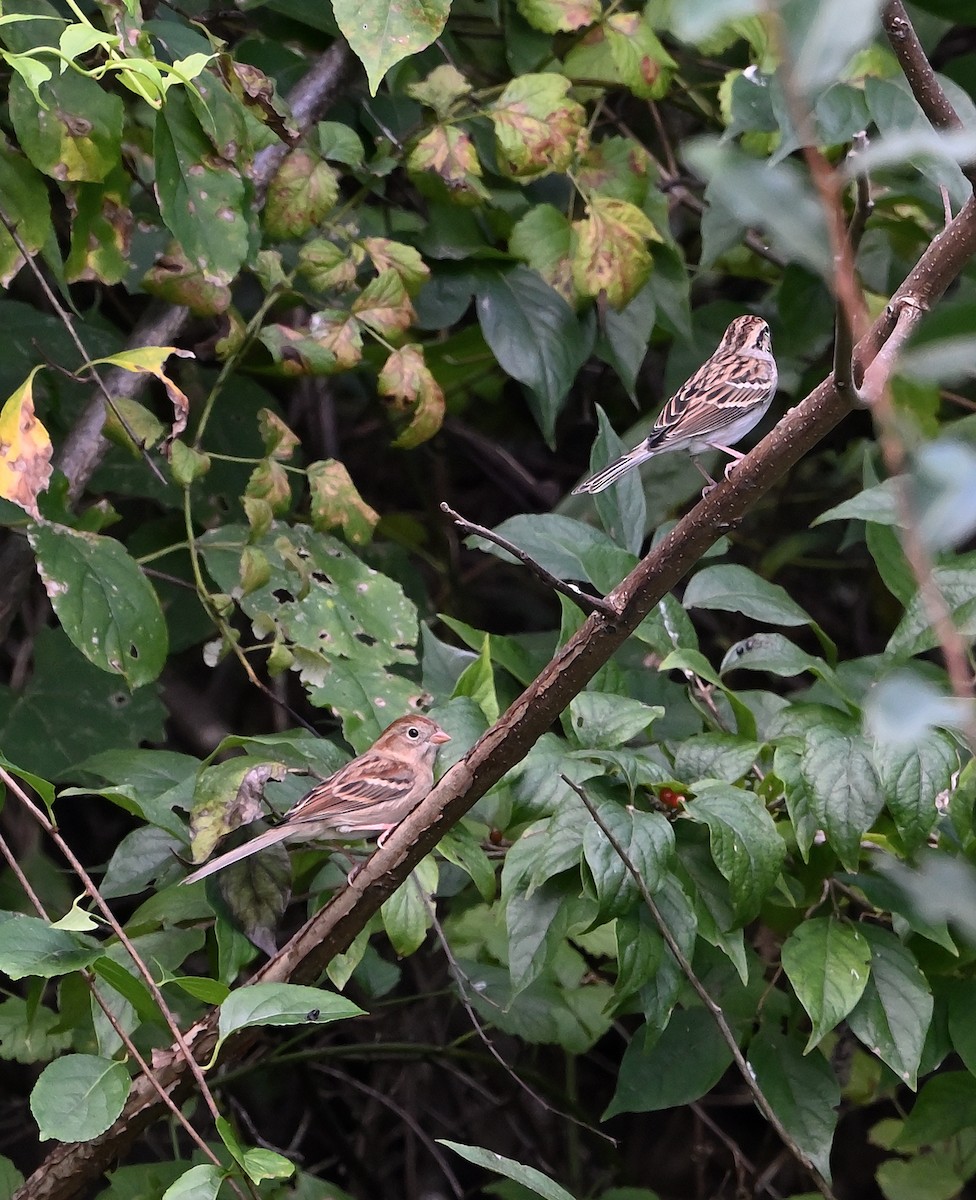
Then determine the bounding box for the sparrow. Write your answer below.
[573,315,777,494]
[181,715,451,884]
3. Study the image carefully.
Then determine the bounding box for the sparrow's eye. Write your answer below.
[406,726,421,739]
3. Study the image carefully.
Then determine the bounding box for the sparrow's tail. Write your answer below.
[572,444,653,495]
[180,824,294,885]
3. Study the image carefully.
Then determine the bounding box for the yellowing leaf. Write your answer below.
[378,344,445,449]
[362,238,430,294]
[351,270,416,338]
[297,239,362,292]
[309,311,364,369]
[259,325,338,376]
[308,459,379,546]
[88,346,195,444]
[509,205,576,304]
[246,459,291,514]
[491,73,588,178]
[257,409,300,461]
[0,367,52,519]
[572,197,661,308]
[407,125,488,204]
[264,150,339,240]
[406,64,472,118]
[606,13,677,100]
[516,0,599,33]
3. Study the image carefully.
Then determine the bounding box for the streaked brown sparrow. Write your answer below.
[574,315,778,493]
[181,715,451,884]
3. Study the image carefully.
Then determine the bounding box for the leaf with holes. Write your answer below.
[28,523,168,688]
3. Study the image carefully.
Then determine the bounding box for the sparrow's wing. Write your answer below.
[288,751,416,823]
[652,349,775,444]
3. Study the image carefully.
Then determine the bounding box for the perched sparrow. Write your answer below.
[181,715,451,884]
[573,315,777,494]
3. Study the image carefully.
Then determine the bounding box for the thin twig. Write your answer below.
[2,769,228,1129]
[419,886,617,1147]
[0,209,168,488]
[314,1064,464,1199]
[560,774,839,1200]
[0,831,235,1188]
[440,502,618,619]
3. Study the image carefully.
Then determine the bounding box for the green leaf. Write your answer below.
[475,266,591,444]
[800,727,884,870]
[583,802,674,919]
[439,1140,576,1200]
[452,636,499,724]
[586,405,646,556]
[153,88,249,281]
[216,982,364,1048]
[604,1009,733,1116]
[568,693,663,750]
[333,0,450,94]
[673,733,762,784]
[438,823,497,903]
[0,1154,23,1200]
[873,724,957,852]
[887,565,976,658]
[684,564,835,659]
[0,996,71,1064]
[781,918,871,1051]
[161,1165,223,1200]
[0,628,166,780]
[687,138,831,277]
[720,632,833,683]
[0,914,100,979]
[813,477,903,527]
[785,0,882,95]
[682,784,785,923]
[380,858,438,956]
[848,924,932,1089]
[748,1029,838,1181]
[30,1054,131,1141]
[0,143,53,285]
[467,513,632,584]
[28,522,168,688]
[896,1073,976,1147]
[9,69,123,182]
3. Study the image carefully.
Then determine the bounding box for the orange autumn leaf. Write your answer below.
[0,366,52,520]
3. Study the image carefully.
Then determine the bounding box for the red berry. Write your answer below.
[659,787,684,810]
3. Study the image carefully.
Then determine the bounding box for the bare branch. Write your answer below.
[440,502,618,619]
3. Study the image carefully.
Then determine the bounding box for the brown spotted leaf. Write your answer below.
[378,344,446,449]
[565,14,677,101]
[351,270,416,339]
[259,325,339,376]
[407,125,489,204]
[246,459,292,514]
[0,367,52,520]
[362,238,430,294]
[258,409,300,462]
[142,247,232,316]
[297,239,362,292]
[308,459,380,546]
[516,0,599,33]
[264,150,339,240]
[509,205,575,304]
[490,73,587,178]
[309,311,364,369]
[572,196,662,308]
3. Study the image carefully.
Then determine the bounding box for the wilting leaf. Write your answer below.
[264,150,338,240]
[491,73,587,178]
[308,459,380,545]
[0,367,52,519]
[572,196,661,308]
[378,344,446,448]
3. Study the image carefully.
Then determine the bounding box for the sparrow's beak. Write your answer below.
[431,730,452,744]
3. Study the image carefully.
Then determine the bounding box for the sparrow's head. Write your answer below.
[722,315,772,355]
[378,714,452,760]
